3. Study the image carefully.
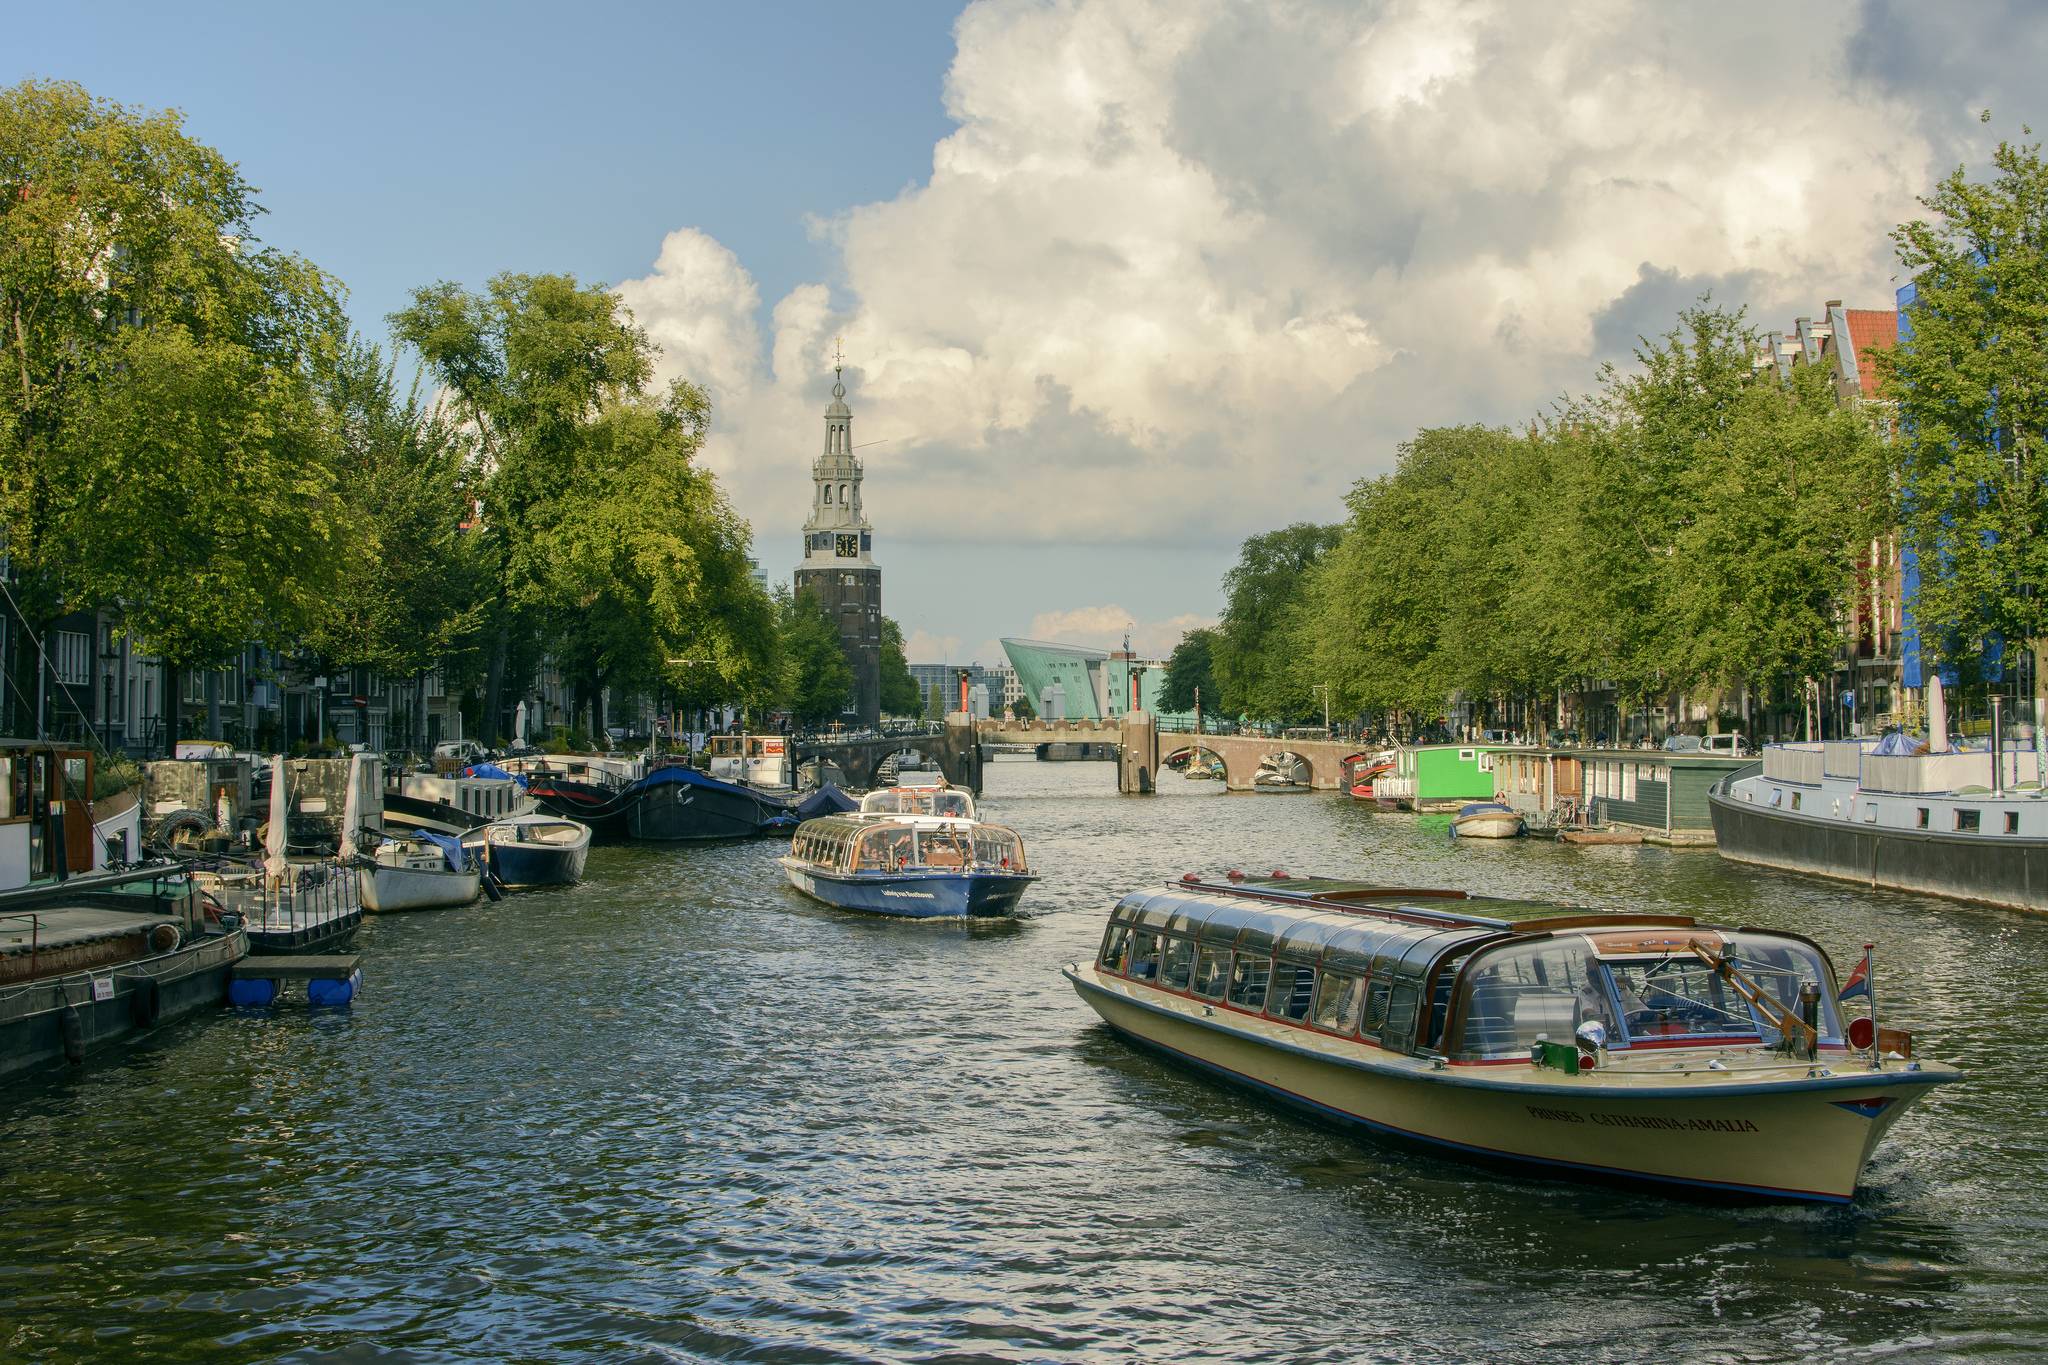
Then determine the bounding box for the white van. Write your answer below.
[1700,733,1751,757]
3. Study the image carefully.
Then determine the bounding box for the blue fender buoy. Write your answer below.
[306,969,361,1008]
[228,977,280,1008]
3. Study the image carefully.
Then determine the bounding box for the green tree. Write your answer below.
[878,618,921,716]
[59,325,345,752]
[0,78,349,747]
[1008,689,1036,720]
[303,337,488,748]
[780,586,853,726]
[1158,626,1218,712]
[391,272,653,733]
[1213,523,1340,721]
[1880,135,2048,680]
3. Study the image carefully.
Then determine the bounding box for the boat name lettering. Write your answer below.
[881,890,937,900]
[1525,1105,1759,1134]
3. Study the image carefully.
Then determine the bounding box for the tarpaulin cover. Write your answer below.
[1873,731,1922,756]
[465,763,526,786]
[414,830,466,872]
[794,784,859,820]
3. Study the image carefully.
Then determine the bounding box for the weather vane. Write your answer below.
[832,335,844,379]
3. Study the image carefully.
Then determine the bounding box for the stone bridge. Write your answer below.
[795,715,1372,795]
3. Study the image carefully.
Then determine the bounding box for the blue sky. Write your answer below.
[14,3,2043,667]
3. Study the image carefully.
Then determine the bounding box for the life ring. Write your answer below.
[151,808,214,850]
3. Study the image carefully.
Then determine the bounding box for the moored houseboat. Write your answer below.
[1,863,248,1082]
[1711,737,2048,912]
[782,805,1034,919]
[1067,871,1957,1203]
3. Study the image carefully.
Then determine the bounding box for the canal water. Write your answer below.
[4,759,2044,1362]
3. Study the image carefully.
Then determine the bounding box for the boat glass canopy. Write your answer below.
[858,787,975,820]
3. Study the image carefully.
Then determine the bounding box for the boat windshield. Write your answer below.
[858,787,975,820]
[1451,930,1844,1059]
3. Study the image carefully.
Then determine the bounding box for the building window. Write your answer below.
[53,631,91,686]
[1916,807,1929,829]
[823,484,832,504]
[2006,811,2020,835]
[1956,809,1980,833]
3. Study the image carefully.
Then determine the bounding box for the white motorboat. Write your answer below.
[358,834,480,912]
[1451,801,1526,838]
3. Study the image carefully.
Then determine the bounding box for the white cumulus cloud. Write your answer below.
[615,0,1963,621]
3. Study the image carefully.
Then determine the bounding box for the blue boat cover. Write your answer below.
[1457,802,1513,816]
[415,829,466,872]
[794,783,858,820]
[465,762,526,787]
[1873,731,1920,756]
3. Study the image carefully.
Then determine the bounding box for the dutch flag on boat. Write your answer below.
[1838,946,1872,1002]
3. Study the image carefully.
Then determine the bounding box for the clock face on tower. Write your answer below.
[836,533,860,557]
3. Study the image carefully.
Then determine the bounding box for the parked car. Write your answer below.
[1661,734,1704,753]
[433,739,487,764]
[1699,733,1751,757]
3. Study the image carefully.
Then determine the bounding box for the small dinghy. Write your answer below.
[1450,801,1525,838]
[461,814,592,889]
[359,832,481,912]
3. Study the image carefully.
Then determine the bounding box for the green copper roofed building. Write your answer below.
[999,639,1193,725]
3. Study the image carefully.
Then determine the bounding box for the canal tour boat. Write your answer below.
[782,786,1035,918]
[1066,872,1958,1203]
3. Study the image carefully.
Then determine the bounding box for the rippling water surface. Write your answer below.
[4,759,2045,1362]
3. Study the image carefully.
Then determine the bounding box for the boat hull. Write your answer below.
[472,836,589,888]
[0,929,246,1083]
[781,859,1034,919]
[1708,780,2048,913]
[1452,813,1525,839]
[1067,966,1952,1203]
[358,864,480,912]
[529,774,791,842]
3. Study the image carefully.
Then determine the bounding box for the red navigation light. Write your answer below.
[1226,869,1246,882]
[1578,1052,1597,1071]
[1847,1017,1875,1050]
[1270,869,1290,879]
[1181,872,1200,882]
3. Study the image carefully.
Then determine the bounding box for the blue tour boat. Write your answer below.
[781,785,1034,919]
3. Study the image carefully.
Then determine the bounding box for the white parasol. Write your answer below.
[264,754,289,884]
[338,751,365,860]
[514,700,528,747]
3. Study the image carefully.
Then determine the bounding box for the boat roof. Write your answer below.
[1150,872,1695,935]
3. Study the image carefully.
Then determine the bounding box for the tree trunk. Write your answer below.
[162,660,182,759]
[592,675,608,745]
[415,670,429,757]
[205,670,221,738]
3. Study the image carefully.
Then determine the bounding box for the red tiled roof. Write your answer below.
[1842,309,1898,397]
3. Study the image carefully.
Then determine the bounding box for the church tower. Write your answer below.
[793,351,881,725]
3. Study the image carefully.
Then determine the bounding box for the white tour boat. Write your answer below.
[1068,871,1958,1203]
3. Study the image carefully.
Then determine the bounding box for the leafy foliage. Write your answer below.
[780,586,853,725]
[1879,135,2048,680]
[1158,626,1217,713]
[878,618,921,717]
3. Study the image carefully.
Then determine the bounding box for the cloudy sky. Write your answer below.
[16,1,2046,665]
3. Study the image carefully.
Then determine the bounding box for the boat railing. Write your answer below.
[209,859,361,935]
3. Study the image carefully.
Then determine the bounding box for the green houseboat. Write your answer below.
[1373,745,1506,813]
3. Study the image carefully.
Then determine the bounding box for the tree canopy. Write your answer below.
[1880,134,2048,682]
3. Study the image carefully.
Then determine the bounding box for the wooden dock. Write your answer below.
[232,954,360,981]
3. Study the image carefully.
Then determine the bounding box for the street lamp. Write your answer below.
[1312,683,1332,735]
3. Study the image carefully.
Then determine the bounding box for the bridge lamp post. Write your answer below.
[1313,683,1332,736]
